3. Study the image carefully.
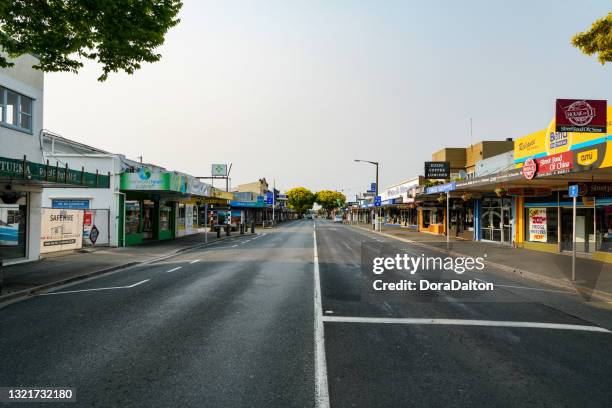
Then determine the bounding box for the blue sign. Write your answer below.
[51,199,90,209]
[230,201,266,208]
[425,182,456,195]
[374,195,382,207]
[371,182,377,192]
[257,195,264,203]
[266,192,274,205]
[569,185,579,198]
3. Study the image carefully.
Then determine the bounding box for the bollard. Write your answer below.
[216,226,221,238]
[251,221,255,234]
[240,224,245,234]
[226,225,230,236]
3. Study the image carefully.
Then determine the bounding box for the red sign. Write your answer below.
[536,151,573,177]
[83,211,92,226]
[555,99,607,133]
[522,158,537,180]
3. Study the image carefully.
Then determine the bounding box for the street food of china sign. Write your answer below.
[555,99,607,133]
[522,151,574,179]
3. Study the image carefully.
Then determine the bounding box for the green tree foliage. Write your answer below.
[315,190,346,213]
[286,187,315,215]
[572,12,612,64]
[0,0,183,81]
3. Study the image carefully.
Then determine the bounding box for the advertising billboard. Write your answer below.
[40,209,84,253]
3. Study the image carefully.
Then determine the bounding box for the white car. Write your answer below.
[333,215,343,223]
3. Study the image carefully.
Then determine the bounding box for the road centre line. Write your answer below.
[190,259,200,264]
[321,315,610,333]
[40,279,150,296]
[313,226,330,408]
[166,267,182,273]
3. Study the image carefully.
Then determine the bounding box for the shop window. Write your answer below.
[596,205,612,253]
[524,207,558,243]
[0,192,28,259]
[0,86,33,132]
[125,201,141,235]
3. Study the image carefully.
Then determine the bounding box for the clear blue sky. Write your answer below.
[44,0,611,197]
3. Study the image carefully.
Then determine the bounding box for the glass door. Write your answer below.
[561,207,595,253]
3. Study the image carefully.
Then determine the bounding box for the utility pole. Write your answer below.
[272,179,276,227]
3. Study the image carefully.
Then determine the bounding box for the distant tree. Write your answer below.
[0,0,183,81]
[315,190,346,215]
[286,187,315,216]
[572,12,612,64]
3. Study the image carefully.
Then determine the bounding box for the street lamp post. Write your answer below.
[354,159,379,231]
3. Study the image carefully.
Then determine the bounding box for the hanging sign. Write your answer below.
[424,161,450,179]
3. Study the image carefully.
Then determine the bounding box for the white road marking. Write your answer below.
[166,267,182,273]
[190,259,200,264]
[231,244,239,248]
[40,279,150,296]
[322,316,610,333]
[313,227,330,408]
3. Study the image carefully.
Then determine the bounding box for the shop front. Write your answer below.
[0,156,110,263]
[478,196,512,244]
[119,170,212,246]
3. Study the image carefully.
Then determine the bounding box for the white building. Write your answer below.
[0,53,110,263]
[0,53,45,264]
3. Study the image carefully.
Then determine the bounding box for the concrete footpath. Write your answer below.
[0,230,250,304]
[352,222,612,302]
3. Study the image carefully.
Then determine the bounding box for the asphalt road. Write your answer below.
[0,222,315,407]
[1,219,611,407]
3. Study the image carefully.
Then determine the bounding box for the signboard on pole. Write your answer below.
[211,164,228,177]
[374,196,382,207]
[266,192,274,205]
[370,182,377,192]
[555,99,607,133]
[528,208,547,242]
[424,161,450,179]
[568,185,579,198]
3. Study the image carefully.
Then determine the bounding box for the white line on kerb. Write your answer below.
[313,227,330,408]
[40,279,150,295]
[166,267,182,273]
[321,316,610,333]
[190,259,200,264]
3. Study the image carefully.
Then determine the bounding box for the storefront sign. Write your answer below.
[425,182,456,194]
[528,208,547,242]
[424,162,450,179]
[515,106,612,166]
[522,158,537,180]
[121,169,170,191]
[51,199,90,209]
[230,200,266,208]
[40,208,84,253]
[576,182,612,197]
[0,156,110,188]
[536,151,573,177]
[555,99,607,133]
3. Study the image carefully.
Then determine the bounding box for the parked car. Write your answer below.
[333,215,343,223]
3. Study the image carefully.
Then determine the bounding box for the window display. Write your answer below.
[125,201,141,235]
[0,192,27,259]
